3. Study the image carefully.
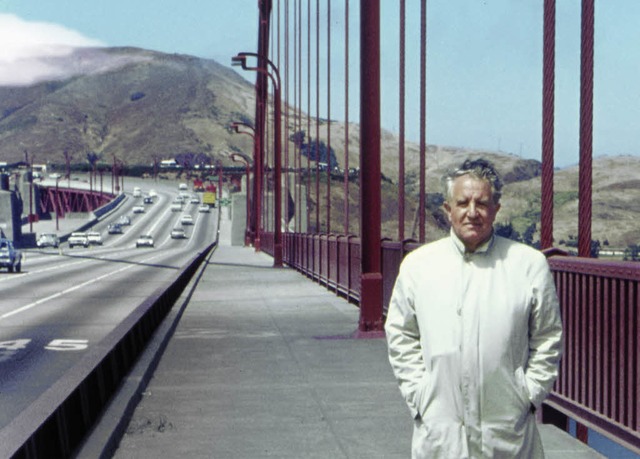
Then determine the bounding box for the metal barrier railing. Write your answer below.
[543,255,640,455]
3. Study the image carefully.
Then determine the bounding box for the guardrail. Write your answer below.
[0,242,216,458]
[274,230,640,455]
[543,256,640,455]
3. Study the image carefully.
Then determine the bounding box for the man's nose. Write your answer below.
[467,203,478,218]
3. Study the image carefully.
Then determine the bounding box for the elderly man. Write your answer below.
[385,158,563,458]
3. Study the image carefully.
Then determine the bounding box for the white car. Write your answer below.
[68,232,89,248]
[180,214,194,225]
[87,231,103,245]
[136,234,154,248]
[198,205,210,213]
[170,227,187,239]
[37,233,60,248]
[170,202,183,212]
[190,196,200,204]
[132,205,145,213]
[118,215,132,226]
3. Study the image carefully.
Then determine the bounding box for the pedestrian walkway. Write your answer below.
[79,240,604,458]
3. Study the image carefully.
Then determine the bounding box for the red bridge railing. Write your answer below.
[260,232,640,455]
[38,185,114,215]
[544,256,640,454]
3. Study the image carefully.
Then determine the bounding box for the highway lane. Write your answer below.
[0,182,218,428]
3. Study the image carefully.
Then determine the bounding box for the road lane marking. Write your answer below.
[0,259,92,283]
[0,253,165,321]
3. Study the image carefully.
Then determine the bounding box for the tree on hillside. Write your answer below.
[495,222,521,242]
[292,130,339,170]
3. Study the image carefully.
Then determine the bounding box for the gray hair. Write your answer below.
[443,158,503,204]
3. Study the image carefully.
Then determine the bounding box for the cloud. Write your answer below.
[0,14,106,85]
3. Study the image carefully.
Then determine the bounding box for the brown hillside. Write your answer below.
[1,46,639,248]
[0,47,255,165]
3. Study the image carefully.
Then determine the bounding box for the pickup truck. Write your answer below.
[0,238,22,273]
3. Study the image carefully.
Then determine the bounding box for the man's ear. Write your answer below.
[443,201,452,221]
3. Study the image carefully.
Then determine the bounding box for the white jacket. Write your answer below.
[385,233,563,458]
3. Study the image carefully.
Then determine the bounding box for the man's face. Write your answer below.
[444,175,500,252]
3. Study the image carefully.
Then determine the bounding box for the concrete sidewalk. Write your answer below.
[83,242,604,458]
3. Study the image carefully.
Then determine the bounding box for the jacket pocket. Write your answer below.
[514,366,531,408]
[414,372,432,419]
[513,366,533,430]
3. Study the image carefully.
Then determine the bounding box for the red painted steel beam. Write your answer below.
[358,0,383,333]
[578,0,594,257]
[541,0,555,250]
[418,0,427,242]
[398,0,406,241]
[252,0,272,252]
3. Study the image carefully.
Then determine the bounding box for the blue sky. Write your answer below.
[0,0,638,168]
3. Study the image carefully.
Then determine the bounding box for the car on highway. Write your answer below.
[170,227,187,239]
[68,232,90,248]
[118,215,132,226]
[189,196,200,204]
[170,202,183,212]
[143,196,154,205]
[136,234,154,248]
[0,238,21,272]
[108,223,123,234]
[132,205,145,213]
[87,231,103,245]
[36,233,60,248]
[198,204,210,213]
[173,195,185,204]
[178,182,188,191]
[180,214,194,225]
[148,189,158,197]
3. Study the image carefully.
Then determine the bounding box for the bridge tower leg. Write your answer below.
[357,0,384,336]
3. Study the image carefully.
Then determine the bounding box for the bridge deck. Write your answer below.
[74,217,604,458]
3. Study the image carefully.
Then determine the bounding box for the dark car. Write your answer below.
[108,223,123,234]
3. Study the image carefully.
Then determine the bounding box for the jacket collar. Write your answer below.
[450,229,495,257]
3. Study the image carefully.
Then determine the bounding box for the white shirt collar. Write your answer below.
[450,228,495,256]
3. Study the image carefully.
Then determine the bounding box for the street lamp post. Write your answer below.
[112,154,118,194]
[25,150,34,233]
[232,52,283,267]
[55,176,60,231]
[230,122,260,249]
[230,152,252,246]
[64,150,72,188]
